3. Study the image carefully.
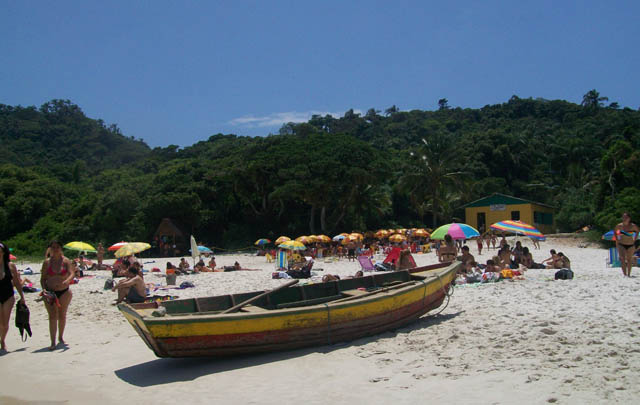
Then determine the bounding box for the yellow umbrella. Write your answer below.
[414,229,430,237]
[296,236,312,244]
[349,232,364,241]
[63,241,97,253]
[275,236,291,244]
[316,235,331,243]
[115,242,151,258]
[389,234,407,243]
[374,230,389,239]
[307,235,319,243]
[278,240,306,250]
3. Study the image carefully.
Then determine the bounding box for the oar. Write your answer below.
[221,279,299,314]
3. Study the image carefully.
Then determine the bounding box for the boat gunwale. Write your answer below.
[125,262,460,325]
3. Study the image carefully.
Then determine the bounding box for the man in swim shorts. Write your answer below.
[113,267,147,304]
[615,212,639,277]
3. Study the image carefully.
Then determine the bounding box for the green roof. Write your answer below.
[462,193,554,209]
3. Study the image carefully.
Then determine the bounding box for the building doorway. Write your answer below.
[477,212,486,233]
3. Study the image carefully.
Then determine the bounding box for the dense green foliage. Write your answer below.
[1,93,639,255]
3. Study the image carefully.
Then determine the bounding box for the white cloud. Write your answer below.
[229,109,363,128]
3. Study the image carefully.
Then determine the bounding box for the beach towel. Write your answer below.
[276,250,288,270]
[607,247,621,267]
[383,247,401,265]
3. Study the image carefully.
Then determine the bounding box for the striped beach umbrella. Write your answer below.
[430,223,480,240]
[254,238,271,246]
[108,241,129,251]
[490,220,545,240]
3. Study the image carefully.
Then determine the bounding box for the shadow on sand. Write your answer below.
[115,311,463,387]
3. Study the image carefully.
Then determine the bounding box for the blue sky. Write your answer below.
[2,1,639,147]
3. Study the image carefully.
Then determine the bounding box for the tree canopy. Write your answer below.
[1,92,639,255]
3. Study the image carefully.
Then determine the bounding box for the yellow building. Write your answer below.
[462,193,556,235]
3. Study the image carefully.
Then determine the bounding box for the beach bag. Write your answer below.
[15,301,32,342]
[104,279,114,290]
[555,269,574,280]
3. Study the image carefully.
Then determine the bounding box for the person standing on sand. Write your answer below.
[615,212,639,277]
[1,242,27,352]
[40,240,75,350]
[97,243,105,269]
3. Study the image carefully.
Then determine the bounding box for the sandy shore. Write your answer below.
[2,237,640,404]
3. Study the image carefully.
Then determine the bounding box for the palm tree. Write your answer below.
[399,132,465,228]
[581,89,608,109]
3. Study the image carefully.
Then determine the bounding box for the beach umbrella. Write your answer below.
[332,235,346,241]
[197,246,212,253]
[108,241,128,251]
[602,230,614,241]
[374,230,389,239]
[413,229,430,237]
[275,236,290,244]
[296,236,313,244]
[254,238,271,246]
[389,234,407,243]
[63,241,97,253]
[349,232,364,241]
[430,223,480,240]
[278,240,306,251]
[307,235,319,243]
[114,242,151,258]
[9,254,17,261]
[316,235,331,243]
[340,233,350,237]
[490,220,545,240]
[190,235,199,265]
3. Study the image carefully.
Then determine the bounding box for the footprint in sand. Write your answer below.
[369,377,390,383]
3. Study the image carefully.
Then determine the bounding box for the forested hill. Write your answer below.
[0,99,150,175]
[1,92,639,255]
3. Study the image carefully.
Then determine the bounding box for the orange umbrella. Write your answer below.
[316,235,331,243]
[414,229,430,237]
[295,236,312,244]
[275,236,291,244]
[349,232,363,241]
[389,234,407,243]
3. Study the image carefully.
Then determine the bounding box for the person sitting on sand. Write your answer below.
[112,267,146,304]
[438,234,457,263]
[520,247,533,268]
[556,252,571,269]
[459,245,475,273]
[542,249,558,268]
[166,261,182,275]
[498,246,513,269]
[194,260,212,272]
[484,259,500,273]
[511,241,524,265]
[179,258,190,272]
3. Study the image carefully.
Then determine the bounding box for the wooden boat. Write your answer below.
[118,261,460,358]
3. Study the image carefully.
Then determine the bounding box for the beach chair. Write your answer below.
[607,247,621,267]
[276,250,288,270]
[357,255,376,272]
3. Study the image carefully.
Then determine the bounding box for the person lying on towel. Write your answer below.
[112,266,147,304]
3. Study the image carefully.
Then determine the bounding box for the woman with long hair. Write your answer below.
[0,241,26,352]
[40,240,75,350]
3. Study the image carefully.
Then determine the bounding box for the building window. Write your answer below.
[511,211,520,220]
[534,211,553,225]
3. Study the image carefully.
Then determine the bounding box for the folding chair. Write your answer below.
[357,255,376,272]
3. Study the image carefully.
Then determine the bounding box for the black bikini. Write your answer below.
[0,266,14,304]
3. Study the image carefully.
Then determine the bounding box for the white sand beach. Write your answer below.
[2,236,640,404]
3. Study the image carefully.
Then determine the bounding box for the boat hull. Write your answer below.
[119,262,459,357]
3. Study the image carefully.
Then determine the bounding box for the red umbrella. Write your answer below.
[108,241,128,251]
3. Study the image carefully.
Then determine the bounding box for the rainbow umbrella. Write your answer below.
[430,223,480,240]
[254,238,271,246]
[278,240,306,251]
[603,229,638,241]
[490,220,545,241]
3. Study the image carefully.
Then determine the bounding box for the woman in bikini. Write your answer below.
[40,240,75,350]
[615,212,639,277]
[1,242,26,352]
[438,234,457,263]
